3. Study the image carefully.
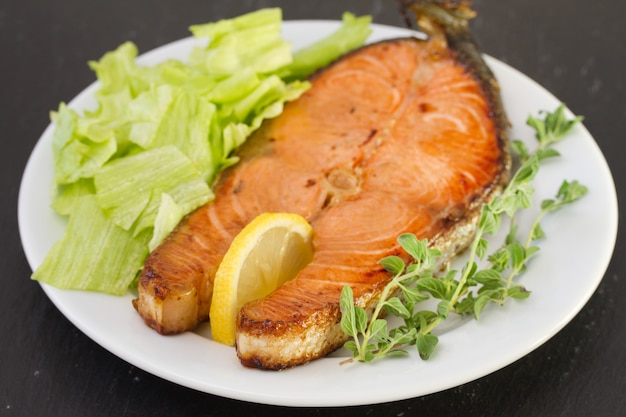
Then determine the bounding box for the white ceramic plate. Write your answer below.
[18,21,618,407]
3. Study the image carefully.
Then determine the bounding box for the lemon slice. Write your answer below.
[210,212,314,346]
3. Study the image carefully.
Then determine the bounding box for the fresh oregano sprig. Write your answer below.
[339,104,588,364]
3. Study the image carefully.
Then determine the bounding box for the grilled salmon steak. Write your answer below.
[134,0,511,369]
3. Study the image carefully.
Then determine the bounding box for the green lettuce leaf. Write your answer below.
[94,145,212,235]
[51,103,118,184]
[50,178,95,216]
[149,193,185,252]
[279,12,373,81]
[32,195,151,295]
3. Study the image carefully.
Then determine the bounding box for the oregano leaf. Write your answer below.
[437,300,450,318]
[476,237,489,259]
[343,340,359,355]
[370,319,388,339]
[383,297,411,319]
[401,285,430,304]
[507,285,531,299]
[378,255,405,275]
[536,147,560,161]
[479,205,499,234]
[531,222,546,240]
[511,139,529,162]
[339,286,356,337]
[385,349,410,358]
[473,269,503,284]
[416,277,448,299]
[508,242,526,271]
[473,294,491,319]
[416,332,438,360]
[397,233,426,261]
[354,305,368,334]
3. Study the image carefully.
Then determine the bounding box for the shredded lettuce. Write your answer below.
[32,195,151,295]
[149,193,185,252]
[33,8,372,294]
[94,145,212,235]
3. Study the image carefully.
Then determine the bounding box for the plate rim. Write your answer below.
[18,19,619,407]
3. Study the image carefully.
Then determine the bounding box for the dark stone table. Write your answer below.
[2,1,623,415]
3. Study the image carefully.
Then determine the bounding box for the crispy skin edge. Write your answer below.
[235,197,496,370]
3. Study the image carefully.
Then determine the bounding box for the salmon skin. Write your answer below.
[134,0,511,369]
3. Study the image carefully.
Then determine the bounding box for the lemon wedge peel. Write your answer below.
[210,212,314,346]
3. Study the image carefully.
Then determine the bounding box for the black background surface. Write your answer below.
[2,1,624,415]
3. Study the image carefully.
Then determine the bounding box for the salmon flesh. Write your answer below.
[134,0,511,369]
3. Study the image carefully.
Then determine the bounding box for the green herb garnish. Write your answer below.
[339,104,587,364]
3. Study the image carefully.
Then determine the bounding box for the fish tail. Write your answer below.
[397,0,476,37]
[399,0,510,173]
[398,1,484,81]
